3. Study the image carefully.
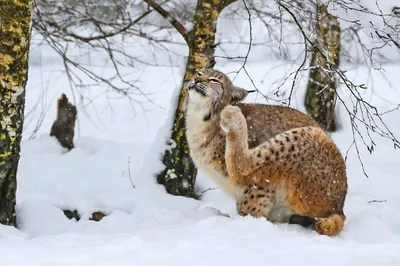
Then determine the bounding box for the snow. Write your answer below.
[2,5,400,265]
[1,59,399,265]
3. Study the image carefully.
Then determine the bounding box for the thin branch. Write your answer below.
[198,187,218,197]
[58,10,152,43]
[367,200,387,203]
[142,0,189,44]
[378,104,400,116]
[128,157,136,189]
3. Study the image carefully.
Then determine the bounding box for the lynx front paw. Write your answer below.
[220,105,246,133]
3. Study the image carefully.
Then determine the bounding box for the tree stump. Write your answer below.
[50,94,77,150]
[63,210,106,221]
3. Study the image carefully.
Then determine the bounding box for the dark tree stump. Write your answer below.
[63,210,106,222]
[63,210,80,220]
[50,94,77,150]
[90,211,106,221]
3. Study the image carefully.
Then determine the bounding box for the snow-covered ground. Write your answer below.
[2,12,400,264]
[1,60,399,265]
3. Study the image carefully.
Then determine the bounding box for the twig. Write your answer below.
[378,104,400,116]
[277,2,308,106]
[142,0,189,44]
[198,187,218,197]
[232,0,272,103]
[128,156,135,189]
[367,200,387,203]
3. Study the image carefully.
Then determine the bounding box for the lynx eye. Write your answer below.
[209,78,220,83]
[197,72,203,77]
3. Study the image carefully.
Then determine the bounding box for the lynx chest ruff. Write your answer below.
[185,105,239,197]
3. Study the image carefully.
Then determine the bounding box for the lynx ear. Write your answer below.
[230,86,248,105]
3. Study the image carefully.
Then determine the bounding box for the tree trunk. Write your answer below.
[0,0,33,226]
[304,4,340,132]
[156,0,236,198]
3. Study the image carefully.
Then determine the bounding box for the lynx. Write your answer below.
[185,69,347,236]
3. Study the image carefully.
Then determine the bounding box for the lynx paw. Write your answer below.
[220,105,246,133]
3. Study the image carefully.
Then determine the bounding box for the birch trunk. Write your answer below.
[0,0,33,226]
[305,4,341,132]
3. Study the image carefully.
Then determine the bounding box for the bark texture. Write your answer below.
[0,0,33,225]
[156,0,237,198]
[305,4,341,132]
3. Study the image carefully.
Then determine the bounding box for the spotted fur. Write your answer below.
[185,69,347,236]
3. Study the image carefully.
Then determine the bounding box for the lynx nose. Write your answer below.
[189,77,202,88]
[194,77,201,84]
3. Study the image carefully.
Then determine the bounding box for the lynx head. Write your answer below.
[187,69,248,121]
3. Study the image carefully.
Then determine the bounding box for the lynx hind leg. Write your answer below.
[236,186,276,218]
[220,105,246,133]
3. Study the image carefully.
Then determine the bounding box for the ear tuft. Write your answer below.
[230,86,248,105]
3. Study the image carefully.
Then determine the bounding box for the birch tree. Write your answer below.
[0,0,33,226]
[305,4,341,132]
[143,0,237,198]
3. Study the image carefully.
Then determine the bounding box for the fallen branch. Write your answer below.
[367,199,387,203]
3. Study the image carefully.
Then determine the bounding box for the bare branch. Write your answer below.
[198,187,218,197]
[142,0,189,44]
[367,200,387,203]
